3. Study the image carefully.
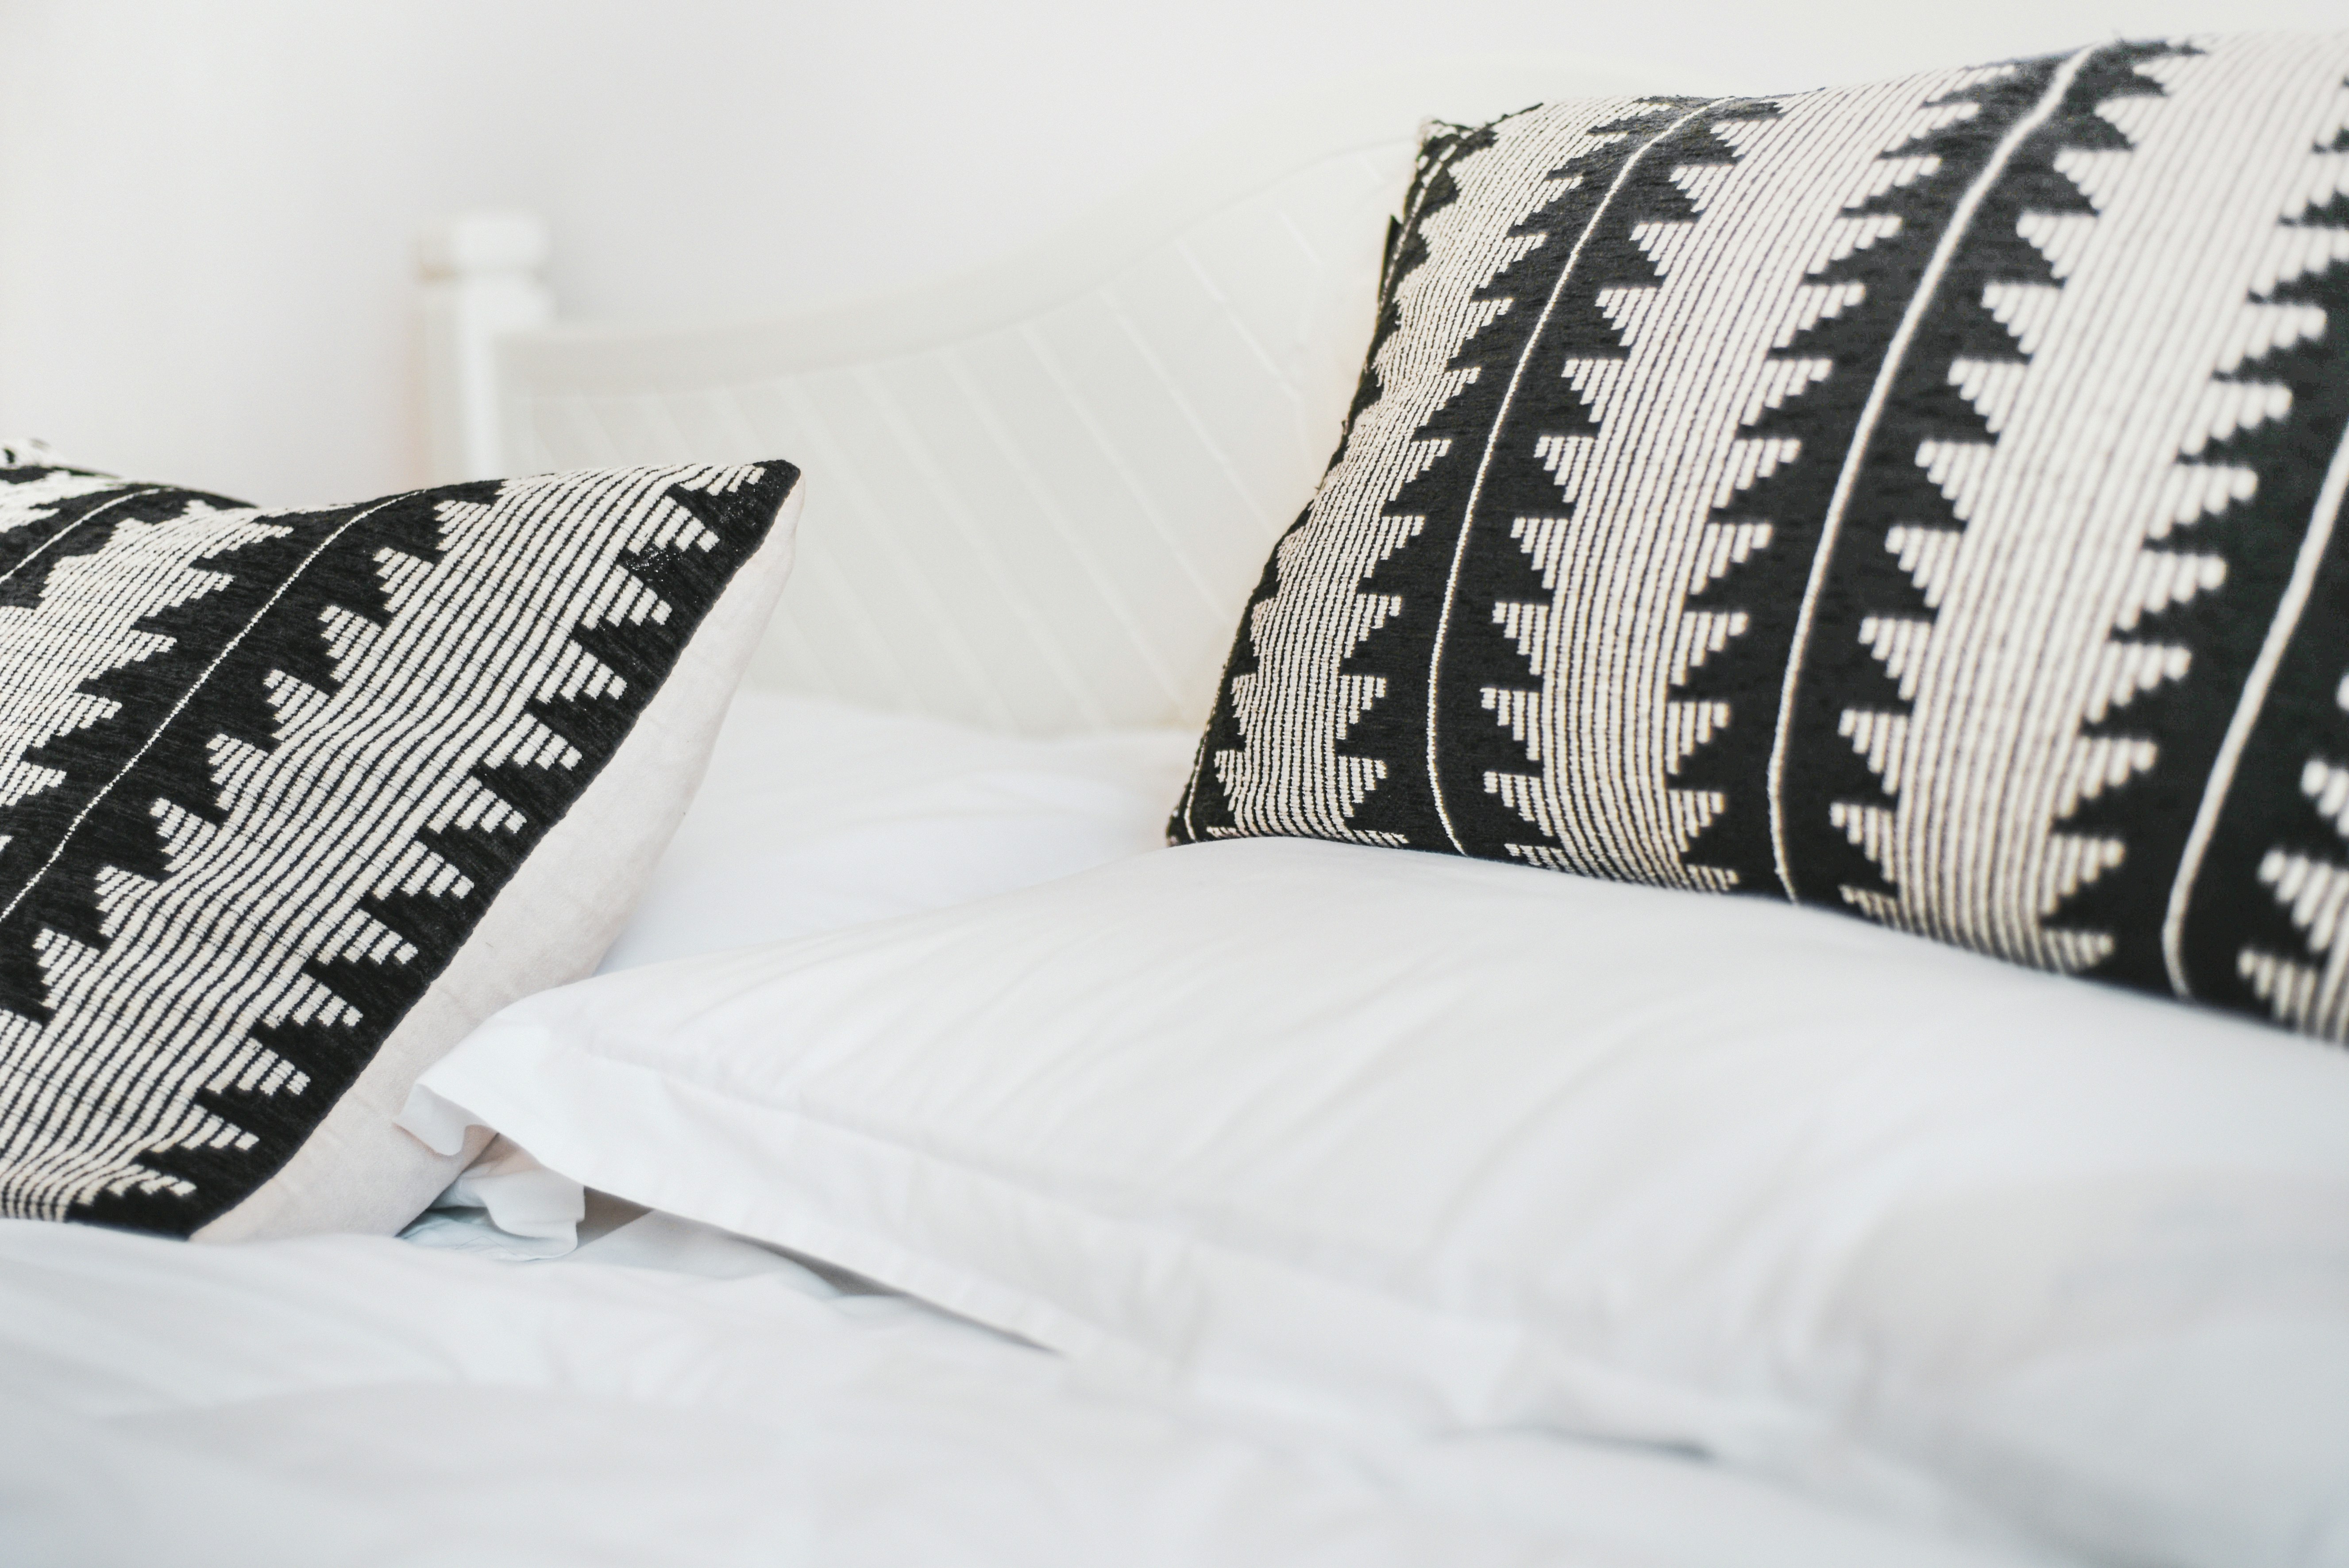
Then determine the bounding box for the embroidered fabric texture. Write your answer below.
[1173,34,2349,1043]
[0,454,798,1235]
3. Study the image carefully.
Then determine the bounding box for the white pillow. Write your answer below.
[417,690,1194,1255]
[595,690,1198,971]
[408,838,2349,1567]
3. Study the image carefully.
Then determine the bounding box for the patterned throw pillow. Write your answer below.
[0,451,800,1237]
[1172,34,2349,1043]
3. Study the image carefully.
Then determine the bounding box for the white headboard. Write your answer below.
[422,58,1662,735]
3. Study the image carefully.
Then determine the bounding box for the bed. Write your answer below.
[8,42,2349,1568]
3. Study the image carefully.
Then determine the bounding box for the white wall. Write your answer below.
[1,0,2339,506]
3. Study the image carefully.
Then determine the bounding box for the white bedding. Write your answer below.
[0,693,2105,1564]
[0,1213,2039,1568]
[598,687,1200,972]
[387,688,1203,1261]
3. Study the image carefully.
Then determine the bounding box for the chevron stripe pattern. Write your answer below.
[1173,33,2349,1044]
[0,455,796,1233]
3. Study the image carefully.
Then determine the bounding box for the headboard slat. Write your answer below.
[435,59,1661,733]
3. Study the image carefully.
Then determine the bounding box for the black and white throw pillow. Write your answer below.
[1172,34,2349,1043]
[0,451,800,1237]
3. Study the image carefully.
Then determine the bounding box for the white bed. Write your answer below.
[0,1204,2030,1568]
[6,48,2345,1568]
[0,696,2033,1568]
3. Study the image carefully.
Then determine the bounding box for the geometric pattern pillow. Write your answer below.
[0,451,800,1237]
[1173,33,2349,1043]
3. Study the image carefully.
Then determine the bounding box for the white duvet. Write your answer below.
[0,1211,2038,1568]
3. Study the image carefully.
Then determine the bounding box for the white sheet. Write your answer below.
[598,688,1199,972]
[0,1214,2042,1568]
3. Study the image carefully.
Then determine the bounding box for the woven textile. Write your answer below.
[1173,35,2349,1042]
[0,455,798,1235]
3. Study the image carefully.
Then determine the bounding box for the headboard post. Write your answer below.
[418,212,555,484]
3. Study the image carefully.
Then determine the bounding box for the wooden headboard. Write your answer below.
[421,58,1661,735]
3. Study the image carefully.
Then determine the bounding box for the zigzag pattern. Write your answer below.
[1682,60,2073,892]
[2182,86,2349,1024]
[1175,136,1490,844]
[1200,101,1694,846]
[1790,43,2192,971]
[1174,33,2349,1047]
[1354,98,1720,855]
[1439,103,1771,882]
[0,460,794,1232]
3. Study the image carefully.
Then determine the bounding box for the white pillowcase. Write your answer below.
[409,838,2349,1568]
[596,689,1199,970]
[418,689,1193,1251]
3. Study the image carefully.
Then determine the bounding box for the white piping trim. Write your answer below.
[1423,101,1716,854]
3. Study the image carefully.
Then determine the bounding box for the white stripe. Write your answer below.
[1763,47,2095,900]
[2163,418,2349,996]
[1423,102,1720,854]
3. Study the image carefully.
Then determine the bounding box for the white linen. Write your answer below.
[596,687,1198,972]
[419,687,1197,1256]
[401,1134,587,1260]
[0,1215,2034,1568]
[414,837,2349,1568]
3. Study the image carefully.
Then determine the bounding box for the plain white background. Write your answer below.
[1,0,2341,506]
